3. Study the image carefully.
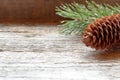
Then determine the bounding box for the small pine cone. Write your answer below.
[82,14,120,50]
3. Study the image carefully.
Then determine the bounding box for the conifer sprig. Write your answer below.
[56,1,120,35]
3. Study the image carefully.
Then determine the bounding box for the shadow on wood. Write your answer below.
[89,49,120,61]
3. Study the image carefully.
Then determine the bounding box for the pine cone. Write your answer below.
[82,14,120,50]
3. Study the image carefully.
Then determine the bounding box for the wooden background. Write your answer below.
[0,25,120,80]
[0,0,119,24]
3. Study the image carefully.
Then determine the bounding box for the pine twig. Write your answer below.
[56,1,120,35]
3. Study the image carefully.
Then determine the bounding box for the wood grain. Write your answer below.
[0,0,119,24]
[0,25,120,80]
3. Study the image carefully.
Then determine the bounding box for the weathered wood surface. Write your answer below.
[0,25,120,80]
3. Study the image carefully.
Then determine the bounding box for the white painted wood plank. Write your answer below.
[0,25,119,80]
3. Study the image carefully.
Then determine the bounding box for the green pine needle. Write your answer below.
[56,1,120,35]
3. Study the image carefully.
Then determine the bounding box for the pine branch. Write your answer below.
[56,1,120,35]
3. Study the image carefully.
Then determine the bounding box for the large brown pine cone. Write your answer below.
[82,14,120,50]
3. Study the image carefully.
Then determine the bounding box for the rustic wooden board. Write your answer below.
[0,25,120,80]
[0,0,119,24]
